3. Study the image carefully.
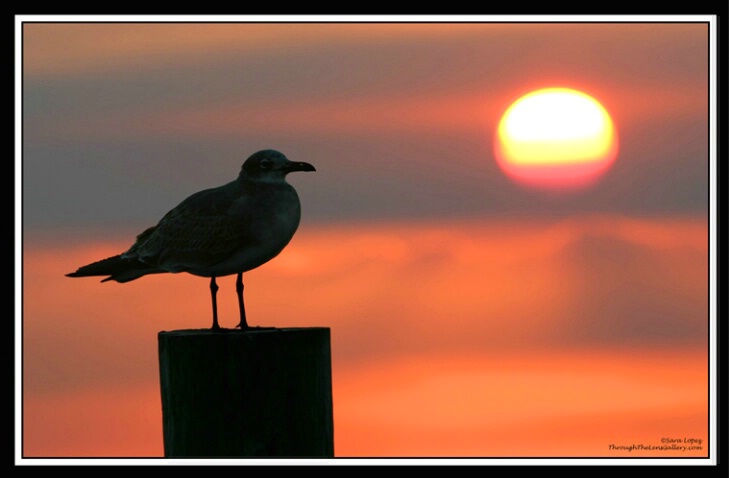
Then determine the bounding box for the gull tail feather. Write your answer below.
[66,254,165,283]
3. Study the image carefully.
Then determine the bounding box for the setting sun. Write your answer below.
[494,87,618,190]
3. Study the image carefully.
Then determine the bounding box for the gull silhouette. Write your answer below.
[66,149,315,330]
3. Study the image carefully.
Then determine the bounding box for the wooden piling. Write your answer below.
[158,327,334,458]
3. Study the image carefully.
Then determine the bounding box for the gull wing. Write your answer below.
[124,182,255,272]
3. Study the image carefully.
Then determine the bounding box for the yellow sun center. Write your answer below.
[494,87,618,190]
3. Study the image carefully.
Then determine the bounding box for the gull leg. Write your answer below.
[236,272,248,329]
[210,276,220,330]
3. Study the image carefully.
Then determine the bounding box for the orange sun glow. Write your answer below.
[494,87,618,191]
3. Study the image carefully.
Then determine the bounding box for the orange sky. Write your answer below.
[23,347,708,458]
[22,216,711,460]
[22,23,496,78]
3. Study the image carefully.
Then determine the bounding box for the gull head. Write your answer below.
[240,149,316,182]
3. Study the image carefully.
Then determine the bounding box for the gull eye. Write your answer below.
[259,158,272,170]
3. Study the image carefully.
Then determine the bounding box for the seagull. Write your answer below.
[66,149,315,330]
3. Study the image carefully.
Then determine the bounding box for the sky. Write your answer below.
[18,17,717,464]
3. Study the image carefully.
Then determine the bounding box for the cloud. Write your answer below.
[22,22,710,229]
[24,216,707,389]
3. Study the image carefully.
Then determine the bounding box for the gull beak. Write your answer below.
[287,161,316,173]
